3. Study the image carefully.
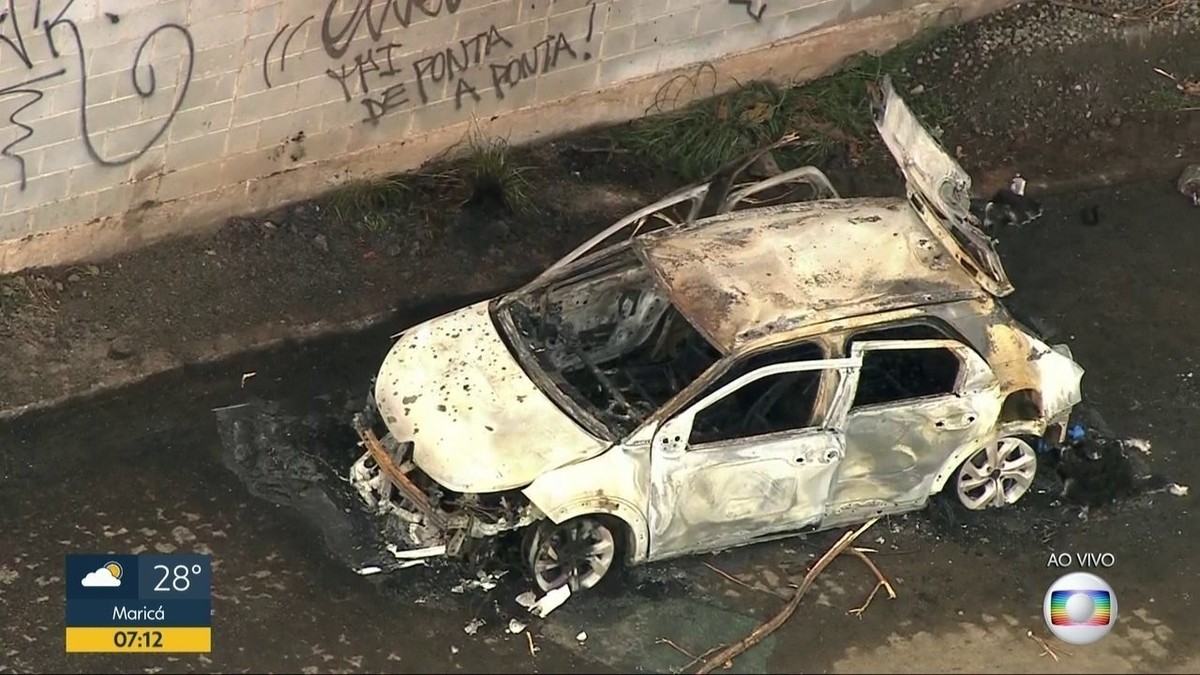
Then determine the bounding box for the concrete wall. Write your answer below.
[0,0,1014,273]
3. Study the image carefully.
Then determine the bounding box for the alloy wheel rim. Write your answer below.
[956,437,1037,510]
[532,519,615,592]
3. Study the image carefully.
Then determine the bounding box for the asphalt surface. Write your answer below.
[1,178,1197,674]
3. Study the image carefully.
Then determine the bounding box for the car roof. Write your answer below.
[631,196,987,353]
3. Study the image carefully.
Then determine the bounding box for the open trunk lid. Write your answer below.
[871,76,1015,297]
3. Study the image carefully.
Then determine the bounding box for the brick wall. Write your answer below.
[0,0,1013,272]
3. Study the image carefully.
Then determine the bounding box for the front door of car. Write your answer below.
[646,355,861,562]
[825,338,1000,519]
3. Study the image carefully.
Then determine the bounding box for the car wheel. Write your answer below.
[524,516,623,593]
[954,436,1038,510]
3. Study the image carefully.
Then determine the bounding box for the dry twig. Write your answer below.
[526,631,538,657]
[844,548,897,618]
[657,637,697,660]
[679,645,728,674]
[703,561,789,599]
[1026,630,1071,662]
[692,518,880,675]
[848,581,888,618]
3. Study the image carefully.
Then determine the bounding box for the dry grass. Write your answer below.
[0,275,58,340]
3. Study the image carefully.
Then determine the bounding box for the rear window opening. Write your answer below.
[847,325,961,408]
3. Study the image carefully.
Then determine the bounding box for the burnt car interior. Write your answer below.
[845,324,961,407]
[501,246,722,437]
[690,341,826,446]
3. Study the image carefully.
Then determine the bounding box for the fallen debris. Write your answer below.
[1053,425,1138,506]
[515,591,538,610]
[355,566,383,576]
[508,619,527,635]
[1124,438,1152,456]
[463,618,485,635]
[1177,164,1200,206]
[240,372,257,388]
[387,543,447,559]
[452,569,507,594]
[528,585,571,618]
[576,631,588,642]
[1167,483,1189,497]
[972,174,1042,229]
[691,517,881,675]
[526,632,538,657]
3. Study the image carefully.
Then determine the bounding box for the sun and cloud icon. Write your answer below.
[81,561,123,587]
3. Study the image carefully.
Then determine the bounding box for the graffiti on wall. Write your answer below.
[729,0,767,20]
[0,0,194,190]
[264,0,599,125]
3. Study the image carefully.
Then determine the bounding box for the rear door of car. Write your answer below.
[871,76,1015,296]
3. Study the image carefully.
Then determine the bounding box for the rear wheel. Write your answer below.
[523,516,624,593]
[954,437,1038,510]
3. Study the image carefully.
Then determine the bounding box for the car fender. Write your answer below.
[521,445,652,564]
[524,491,650,564]
[928,419,1045,495]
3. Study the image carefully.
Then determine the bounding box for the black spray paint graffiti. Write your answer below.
[321,0,465,60]
[729,0,767,21]
[262,15,313,89]
[0,0,194,190]
[269,1,601,126]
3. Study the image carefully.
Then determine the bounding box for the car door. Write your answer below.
[646,353,861,562]
[825,338,1001,520]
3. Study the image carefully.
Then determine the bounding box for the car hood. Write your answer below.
[372,300,609,494]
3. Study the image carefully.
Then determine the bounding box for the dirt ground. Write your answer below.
[2,0,1200,418]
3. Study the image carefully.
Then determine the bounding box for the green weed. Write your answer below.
[324,175,415,229]
[1141,87,1194,112]
[450,123,537,215]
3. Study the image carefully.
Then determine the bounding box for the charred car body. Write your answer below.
[348,78,1085,593]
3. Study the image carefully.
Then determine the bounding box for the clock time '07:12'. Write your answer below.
[113,630,163,649]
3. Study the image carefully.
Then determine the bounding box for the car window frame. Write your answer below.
[845,338,991,412]
[680,357,860,453]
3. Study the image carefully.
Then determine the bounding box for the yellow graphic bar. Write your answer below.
[65,627,211,653]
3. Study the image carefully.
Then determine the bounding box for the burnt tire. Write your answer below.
[523,515,626,593]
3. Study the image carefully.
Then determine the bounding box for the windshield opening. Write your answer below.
[494,246,722,438]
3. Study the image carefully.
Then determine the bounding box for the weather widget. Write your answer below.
[64,554,212,653]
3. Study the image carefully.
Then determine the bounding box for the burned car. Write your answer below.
[347,78,1085,594]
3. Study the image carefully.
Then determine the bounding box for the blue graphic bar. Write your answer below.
[66,599,212,627]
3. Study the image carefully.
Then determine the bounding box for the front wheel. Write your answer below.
[523,516,624,593]
[954,436,1038,510]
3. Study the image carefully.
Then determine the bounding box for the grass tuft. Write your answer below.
[450,122,537,216]
[0,275,57,338]
[324,175,415,229]
[1141,87,1195,113]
